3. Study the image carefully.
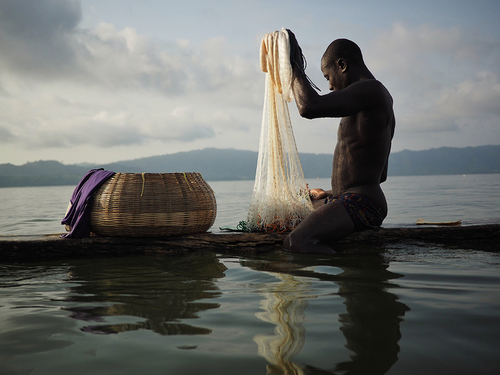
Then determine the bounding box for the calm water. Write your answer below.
[1,174,500,236]
[1,174,500,374]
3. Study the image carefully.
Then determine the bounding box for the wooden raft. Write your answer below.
[1,224,499,260]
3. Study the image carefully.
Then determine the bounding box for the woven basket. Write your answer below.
[89,172,217,237]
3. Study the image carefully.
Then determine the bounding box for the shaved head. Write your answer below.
[322,39,364,68]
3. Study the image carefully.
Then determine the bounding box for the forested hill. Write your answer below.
[388,145,500,176]
[1,145,499,187]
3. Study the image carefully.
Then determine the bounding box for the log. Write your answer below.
[1,224,499,261]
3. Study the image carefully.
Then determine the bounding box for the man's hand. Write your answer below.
[310,188,327,200]
[287,29,304,72]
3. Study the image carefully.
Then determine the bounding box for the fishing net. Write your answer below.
[246,28,313,232]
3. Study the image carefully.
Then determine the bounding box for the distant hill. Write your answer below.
[388,145,500,175]
[99,148,262,181]
[1,145,499,187]
[0,160,90,187]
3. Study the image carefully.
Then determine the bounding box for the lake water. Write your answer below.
[1,174,500,374]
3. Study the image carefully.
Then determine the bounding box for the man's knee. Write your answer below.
[284,229,307,251]
[283,228,299,251]
[284,229,339,254]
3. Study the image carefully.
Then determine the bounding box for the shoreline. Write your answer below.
[2,224,499,261]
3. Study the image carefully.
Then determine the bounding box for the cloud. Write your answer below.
[7,2,497,163]
[0,126,15,143]
[0,0,262,159]
[397,113,459,134]
[79,23,192,93]
[7,104,219,150]
[366,22,500,141]
[436,71,500,117]
[394,71,500,135]
[369,22,500,74]
[0,0,82,79]
[0,1,262,99]
[168,125,215,142]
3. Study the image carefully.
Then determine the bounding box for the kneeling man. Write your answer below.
[284,32,395,254]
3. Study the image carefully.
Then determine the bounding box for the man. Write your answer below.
[283,32,395,254]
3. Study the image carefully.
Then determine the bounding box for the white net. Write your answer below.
[247,28,313,232]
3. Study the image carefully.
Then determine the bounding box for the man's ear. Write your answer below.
[337,58,347,72]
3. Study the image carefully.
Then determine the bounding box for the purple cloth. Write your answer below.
[61,169,115,238]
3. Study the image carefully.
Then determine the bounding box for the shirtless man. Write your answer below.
[283,32,395,254]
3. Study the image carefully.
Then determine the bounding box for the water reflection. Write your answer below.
[253,273,312,375]
[332,261,410,374]
[63,253,227,336]
[13,250,411,374]
[244,250,410,374]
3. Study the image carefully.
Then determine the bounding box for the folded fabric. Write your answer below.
[61,169,115,238]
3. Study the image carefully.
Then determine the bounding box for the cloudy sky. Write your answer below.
[1,0,499,165]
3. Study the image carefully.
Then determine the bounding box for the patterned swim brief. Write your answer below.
[325,193,384,230]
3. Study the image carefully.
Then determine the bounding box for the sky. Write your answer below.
[1,0,499,165]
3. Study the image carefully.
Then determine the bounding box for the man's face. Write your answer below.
[321,58,341,91]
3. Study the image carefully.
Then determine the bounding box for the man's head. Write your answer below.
[321,39,366,91]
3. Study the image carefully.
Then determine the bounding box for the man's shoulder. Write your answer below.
[350,79,388,93]
[349,79,392,108]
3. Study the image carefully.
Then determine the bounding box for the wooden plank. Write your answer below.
[1,224,499,260]
[416,218,462,226]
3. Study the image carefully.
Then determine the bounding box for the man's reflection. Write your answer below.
[244,249,410,375]
[253,272,312,375]
[62,253,227,335]
[332,258,410,375]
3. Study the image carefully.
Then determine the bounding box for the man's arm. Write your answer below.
[288,31,325,118]
[292,73,385,119]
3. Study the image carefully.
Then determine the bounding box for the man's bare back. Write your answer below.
[284,33,395,254]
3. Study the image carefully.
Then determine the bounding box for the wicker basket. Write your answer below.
[89,172,217,237]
